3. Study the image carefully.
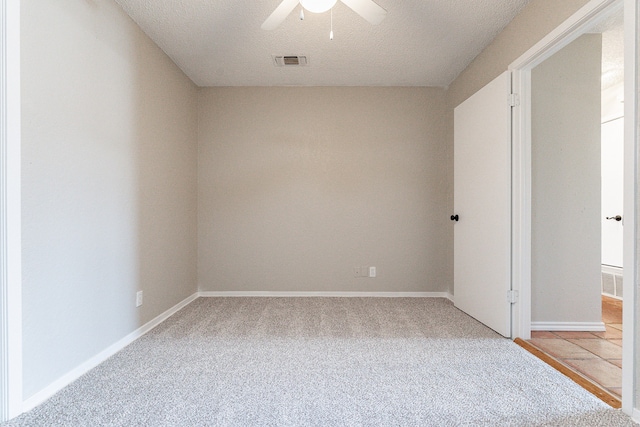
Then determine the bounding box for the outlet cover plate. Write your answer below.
[136,291,143,307]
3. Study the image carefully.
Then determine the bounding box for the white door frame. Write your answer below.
[509,0,638,416]
[0,0,22,421]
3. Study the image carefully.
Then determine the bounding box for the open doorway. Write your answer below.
[509,0,638,416]
[525,5,625,402]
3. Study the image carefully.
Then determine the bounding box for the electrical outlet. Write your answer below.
[355,266,376,278]
[136,290,143,307]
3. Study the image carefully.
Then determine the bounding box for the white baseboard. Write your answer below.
[199,291,452,299]
[530,321,606,332]
[601,264,623,275]
[22,292,199,412]
[633,408,640,424]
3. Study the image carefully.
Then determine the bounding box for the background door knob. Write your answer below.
[451,214,459,222]
[606,215,622,221]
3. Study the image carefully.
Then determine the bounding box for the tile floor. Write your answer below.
[528,296,623,398]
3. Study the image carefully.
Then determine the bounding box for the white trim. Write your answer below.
[509,0,620,71]
[530,322,606,332]
[509,0,638,416]
[0,0,21,421]
[633,408,640,424]
[198,291,453,300]
[601,264,623,275]
[621,0,638,416]
[22,293,199,412]
[510,66,532,340]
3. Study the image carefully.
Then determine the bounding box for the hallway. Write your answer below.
[528,296,622,401]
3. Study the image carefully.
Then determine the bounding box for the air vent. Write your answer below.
[272,55,309,67]
[601,265,623,299]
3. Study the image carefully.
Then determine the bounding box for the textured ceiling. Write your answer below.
[114,0,531,87]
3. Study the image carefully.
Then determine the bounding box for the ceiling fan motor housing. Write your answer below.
[300,0,338,14]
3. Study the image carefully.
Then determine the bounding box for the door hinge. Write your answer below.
[507,290,519,304]
[508,93,520,107]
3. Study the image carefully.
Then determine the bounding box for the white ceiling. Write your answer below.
[115,0,531,87]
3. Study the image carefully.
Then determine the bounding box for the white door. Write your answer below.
[454,71,512,337]
[601,117,624,268]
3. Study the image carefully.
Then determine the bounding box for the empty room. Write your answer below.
[1,0,639,425]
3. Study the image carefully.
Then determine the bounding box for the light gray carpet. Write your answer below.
[5,297,636,426]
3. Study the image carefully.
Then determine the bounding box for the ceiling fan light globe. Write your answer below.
[300,0,337,14]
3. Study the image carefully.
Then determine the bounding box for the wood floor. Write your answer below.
[525,296,622,404]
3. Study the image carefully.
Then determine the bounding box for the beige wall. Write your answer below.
[530,34,602,324]
[198,87,450,293]
[21,0,198,398]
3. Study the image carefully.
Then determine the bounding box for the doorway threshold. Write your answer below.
[514,338,621,408]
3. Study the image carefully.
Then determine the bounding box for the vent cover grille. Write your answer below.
[602,272,615,295]
[601,266,623,298]
[273,55,308,67]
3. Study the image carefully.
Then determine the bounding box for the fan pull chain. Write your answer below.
[329,8,334,40]
[300,7,304,20]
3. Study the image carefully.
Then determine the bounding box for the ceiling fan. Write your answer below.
[261,0,387,30]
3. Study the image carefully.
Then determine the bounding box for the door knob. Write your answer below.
[451,214,459,222]
[606,215,622,222]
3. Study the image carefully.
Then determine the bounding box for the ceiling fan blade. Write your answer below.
[340,0,387,25]
[261,0,301,30]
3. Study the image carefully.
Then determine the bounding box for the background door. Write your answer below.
[453,71,512,337]
[602,117,624,268]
